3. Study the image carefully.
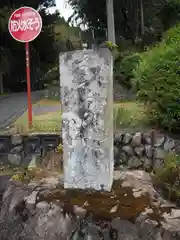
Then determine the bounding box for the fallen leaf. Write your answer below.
[110,205,119,213]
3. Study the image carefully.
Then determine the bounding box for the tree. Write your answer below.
[0,48,9,94]
[157,0,180,30]
[0,8,11,94]
[68,0,180,44]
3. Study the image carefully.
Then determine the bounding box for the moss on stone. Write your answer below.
[34,177,166,223]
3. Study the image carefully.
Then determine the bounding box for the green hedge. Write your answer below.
[163,23,180,45]
[134,24,180,131]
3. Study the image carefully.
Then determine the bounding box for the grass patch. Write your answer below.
[14,99,61,133]
[35,99,60,106]
[12,100,147,134]
[15,112,61,133]
[114,101,148,130]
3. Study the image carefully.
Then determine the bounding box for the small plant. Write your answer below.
[11,172,26,181]
[154,152,180,203]
[100,41,119,59]
[55,143,63,154]
[104,41,118,50]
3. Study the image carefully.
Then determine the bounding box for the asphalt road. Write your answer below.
[0,91,43,130]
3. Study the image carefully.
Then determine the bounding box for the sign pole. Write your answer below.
[8,6,42,128]
[25,42,32,127]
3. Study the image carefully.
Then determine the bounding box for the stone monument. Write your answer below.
[60,48,113,191]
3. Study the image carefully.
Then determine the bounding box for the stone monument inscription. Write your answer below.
[60,49,113,191]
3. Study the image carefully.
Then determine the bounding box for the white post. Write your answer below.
[106,0,116,44]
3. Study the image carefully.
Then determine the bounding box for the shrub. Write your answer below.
[163,23,180,45]
[134,24,180,131]
[115,53,141,89]
[43,66,59,86]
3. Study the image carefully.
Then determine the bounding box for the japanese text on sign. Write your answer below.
[10,18,40,32]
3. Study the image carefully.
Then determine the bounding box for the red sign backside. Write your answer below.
[8,6,42,43]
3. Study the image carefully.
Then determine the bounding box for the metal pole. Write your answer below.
[106,0,116,44]
[25,42,32,127]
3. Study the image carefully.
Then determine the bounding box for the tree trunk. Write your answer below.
[121,6,135,44]
[0,74,4,95]
[140,0,145,37]
[135,3,139,40]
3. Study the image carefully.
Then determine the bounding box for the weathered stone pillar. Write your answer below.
[60,48,113,191]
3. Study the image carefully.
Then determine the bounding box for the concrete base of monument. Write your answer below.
[0,166,180,239]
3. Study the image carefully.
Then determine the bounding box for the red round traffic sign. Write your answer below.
[8,6,42,43]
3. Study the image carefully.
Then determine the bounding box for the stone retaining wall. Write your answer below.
[0,131,179,170]
[114,130,180,170]
[0,134,61,167]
